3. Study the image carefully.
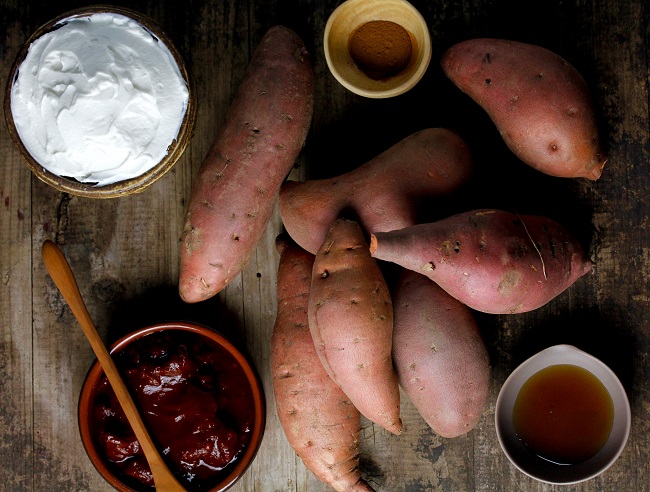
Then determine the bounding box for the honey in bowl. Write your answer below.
[512,364,614,465]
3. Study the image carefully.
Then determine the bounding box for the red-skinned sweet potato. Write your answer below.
[280,128,473,254]
[369,209,593,314]
[392,269,491,438]
[271,234,374,492]
[441,38,606,180]
[309,219,402,435]
[179,26,314,303]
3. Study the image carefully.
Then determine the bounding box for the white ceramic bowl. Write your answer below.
[323,0,431,98]
[495,344,630,485]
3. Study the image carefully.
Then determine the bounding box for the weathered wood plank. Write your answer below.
[0,0,648,490]
[0,4,34,488]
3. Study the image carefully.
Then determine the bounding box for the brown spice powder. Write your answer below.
[348,20,413,80]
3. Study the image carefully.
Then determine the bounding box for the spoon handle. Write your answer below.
[41,240,187,491]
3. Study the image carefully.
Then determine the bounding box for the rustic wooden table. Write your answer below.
[1,1,648,491]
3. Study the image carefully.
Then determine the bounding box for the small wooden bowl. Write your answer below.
[324,0,431,98]
[78,322,266,492]
[3,5,196,198]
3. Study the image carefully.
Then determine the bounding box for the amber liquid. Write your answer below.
[512,364,614,465]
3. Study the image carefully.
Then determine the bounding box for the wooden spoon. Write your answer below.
[41,240,187,492]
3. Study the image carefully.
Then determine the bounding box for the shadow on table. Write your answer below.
[507,304,638,405]
[104,284,248,350]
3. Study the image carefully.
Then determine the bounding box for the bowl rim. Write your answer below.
[494,344,631,485]
[323,0,432,99]
[78,321,266,492]
[3,4,197,198]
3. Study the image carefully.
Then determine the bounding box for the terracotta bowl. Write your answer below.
[324,0,431,98]
[4,5,196,198]
[78,322,266,492]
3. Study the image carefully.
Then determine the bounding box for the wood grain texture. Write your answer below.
[1,0,648,491]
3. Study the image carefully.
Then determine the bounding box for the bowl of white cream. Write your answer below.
[4,5,196,198]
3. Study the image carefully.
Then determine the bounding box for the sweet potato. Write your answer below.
[441,38,606,180]
[280,128,473,254]
[392,269,491,438]
[179,26,314,303]
[271,234,374,492]
[369,209,593,314]
[309,219,402,435]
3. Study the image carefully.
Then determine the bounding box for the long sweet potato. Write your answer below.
[271,234,373,492]
[309,219,402,435]
[280,128,473,254]
[369,209,593,314]
[392,269,491,438]
[441,38,606,180]
[179,26,314,303]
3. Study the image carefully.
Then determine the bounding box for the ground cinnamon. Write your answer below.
[348,20,413,80]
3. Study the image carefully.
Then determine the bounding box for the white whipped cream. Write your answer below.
[10,12,189,186]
